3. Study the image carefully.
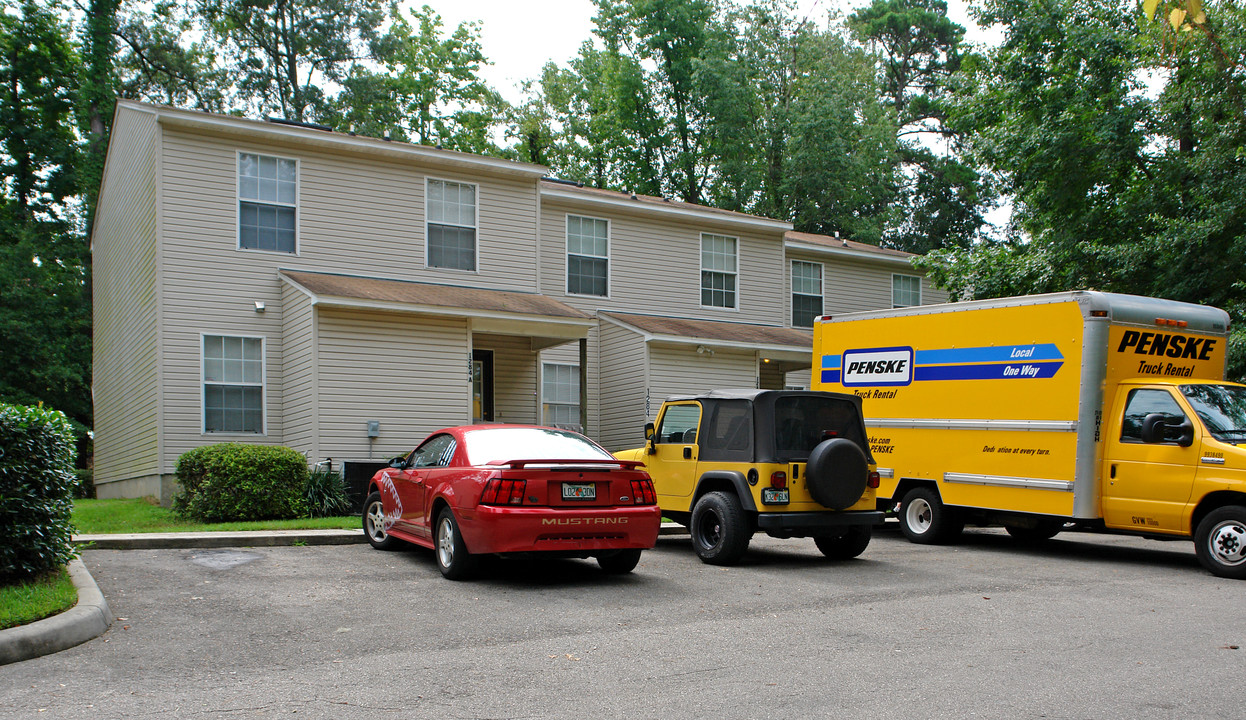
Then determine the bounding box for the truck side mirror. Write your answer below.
[1140,414,1194,447]
[644,422,656,455]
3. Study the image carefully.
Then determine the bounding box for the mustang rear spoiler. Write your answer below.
[488,458,646,470]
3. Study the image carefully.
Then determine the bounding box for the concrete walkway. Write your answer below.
[1,523,687,665]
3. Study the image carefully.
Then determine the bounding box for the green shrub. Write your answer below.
[305,466,350,518]
[73,468,95,499]
[173,443,308,522]
[0,404,79,584]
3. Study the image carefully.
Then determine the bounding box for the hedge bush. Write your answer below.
[174,443,308,522]
[0,404,79,584]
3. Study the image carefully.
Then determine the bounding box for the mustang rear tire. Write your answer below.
[690,491,751,565]
[435,508,478,580]
[899,487,963,545]
[597,548,643,574]
[363,491,402,550]
[814,526,872,560]
[805,438,869,510]
[1194,506,1246,580]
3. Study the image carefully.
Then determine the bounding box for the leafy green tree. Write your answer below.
[113,1,231,112]
[196,0,386,122]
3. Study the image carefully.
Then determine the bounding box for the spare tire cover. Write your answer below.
[805,438,868,510]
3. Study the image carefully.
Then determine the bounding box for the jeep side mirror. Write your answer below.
[644,422,656,455]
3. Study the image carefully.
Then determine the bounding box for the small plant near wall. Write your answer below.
[305,465,351,518]
[173,444,308,522]
[0,404,79,584]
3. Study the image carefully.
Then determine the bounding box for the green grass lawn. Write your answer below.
[0,567,77,630]
[73,498,358,534]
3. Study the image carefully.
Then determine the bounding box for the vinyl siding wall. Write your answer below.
[281,283,317,458]
[154,126,541,472]
[648,345,759,415]
[92,106,162,494]
[596,322,648,452]
[538,199,786,324]
[316,309,469,461]
[788,251,947,316]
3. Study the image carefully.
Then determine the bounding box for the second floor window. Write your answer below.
[238,153,296,253]
[427,179,477,271]
[893,274,922,308]
[567,215,609,296]
[701,233,738,308]
[791,261,824,327]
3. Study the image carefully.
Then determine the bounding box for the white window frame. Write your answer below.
[791,260,824,328]
[565,214,611,298]
[236,151,299,255]
[200,333,267,435]
[425,176,480,273]
[700,232,739,310]
[541,362,581,429]
[892,273,922,308]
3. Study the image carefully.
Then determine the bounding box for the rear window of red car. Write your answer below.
[463,427,614,466]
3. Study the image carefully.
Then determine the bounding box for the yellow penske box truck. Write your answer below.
[812,291,1246,578]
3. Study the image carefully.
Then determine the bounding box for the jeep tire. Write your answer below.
[690,491,751,565]
[814,526,872,560]
[899,486,963,544]
[805,438,869,510]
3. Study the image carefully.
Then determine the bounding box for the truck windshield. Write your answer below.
[1180,384,1246,445]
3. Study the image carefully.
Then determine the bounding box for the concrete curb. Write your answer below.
[73,528,369,549]
[0,558,112,666]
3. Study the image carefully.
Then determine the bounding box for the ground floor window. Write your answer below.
[542,363,580,429]
[203,335,264,433]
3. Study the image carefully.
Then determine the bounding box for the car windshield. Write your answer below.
[1180,384,1246,444]
[463,427,614,465]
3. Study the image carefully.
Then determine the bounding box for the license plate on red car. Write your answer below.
[562,483,596,500]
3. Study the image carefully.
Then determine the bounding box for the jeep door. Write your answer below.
[648,402,702,507]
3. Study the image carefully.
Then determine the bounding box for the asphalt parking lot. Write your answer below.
[2,525,1243,719]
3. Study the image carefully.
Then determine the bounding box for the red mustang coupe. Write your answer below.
[363,425,661,579]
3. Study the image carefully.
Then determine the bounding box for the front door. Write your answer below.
[472,350,494,423]
[647,402,702,509]
[1102,387,1198,533]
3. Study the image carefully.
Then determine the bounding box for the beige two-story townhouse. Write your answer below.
[92,100,944,501]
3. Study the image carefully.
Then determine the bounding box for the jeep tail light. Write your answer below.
[770,471,787,489]
[630,478,657,505]
[481,478,526,505]
[867,471,880,489]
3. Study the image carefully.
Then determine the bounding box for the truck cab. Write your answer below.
[616,390,884,565]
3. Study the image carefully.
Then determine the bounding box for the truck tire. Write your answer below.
[690,491,751,565]
[1194,506,1246,580]
[814,526,872,560]
[899,487,963,544]
[805,438,868,510]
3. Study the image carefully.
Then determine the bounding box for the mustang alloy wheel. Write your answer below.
[363,491,400,550]
[435,508,478,580]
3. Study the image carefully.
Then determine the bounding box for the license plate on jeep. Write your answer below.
[562,483,596,500]
[762,488,790,505]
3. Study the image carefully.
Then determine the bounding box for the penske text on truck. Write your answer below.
[812,291,1246,578]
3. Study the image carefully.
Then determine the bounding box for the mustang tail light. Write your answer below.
[867,471,880,489]
[770,471,787,489]
[481,478,527,505]
[630,479,657,505]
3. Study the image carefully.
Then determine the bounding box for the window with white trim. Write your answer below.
[238,153,297,253]
[893,274,922,308]
[542,363,580,429]
[427,179,477,271]
[791,260,823,327]
[203,335,264,434]
[566,215,609,296]
[701,233,738,308]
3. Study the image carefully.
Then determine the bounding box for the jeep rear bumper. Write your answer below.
[756,510,884,537]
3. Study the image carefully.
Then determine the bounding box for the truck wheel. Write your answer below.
[805,438,869,510]
[1004,520,1064,543]
[899,487,963,545]
[1194,506,1246,579]
[690,491,751,565]
[814,526,872,560]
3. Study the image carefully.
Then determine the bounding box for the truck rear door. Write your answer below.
[1102,386,1198,533]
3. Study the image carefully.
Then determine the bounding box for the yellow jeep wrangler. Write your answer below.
[615,389,883,565]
